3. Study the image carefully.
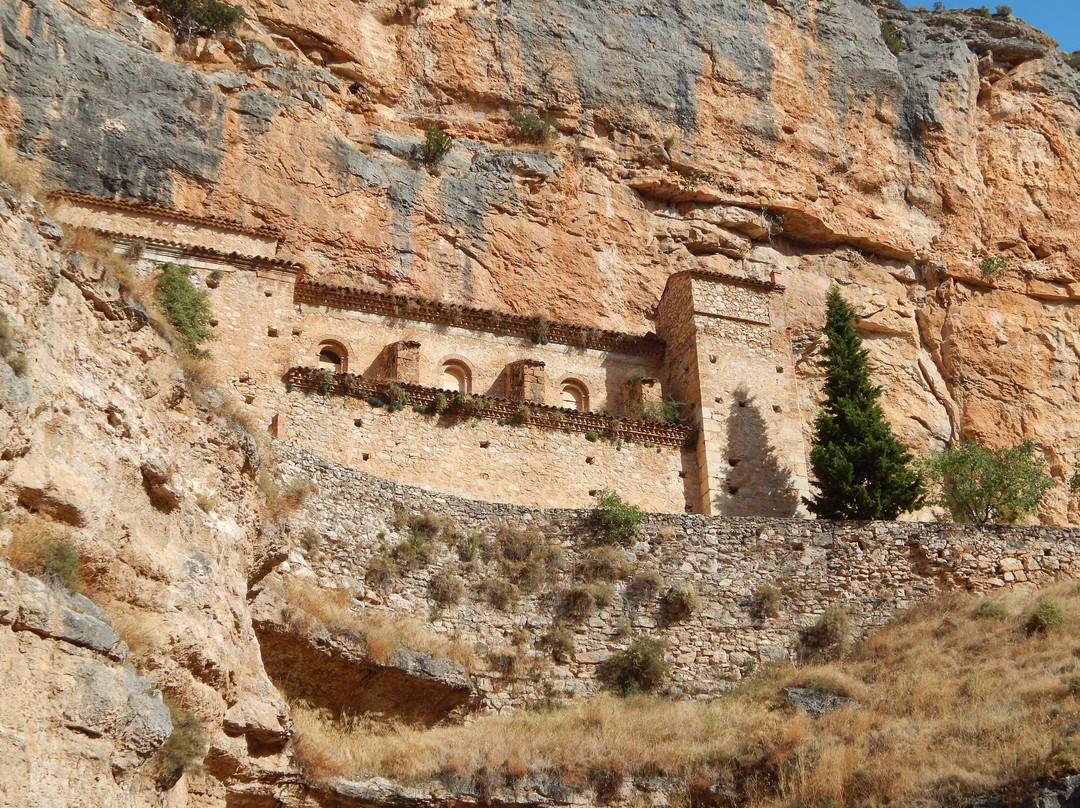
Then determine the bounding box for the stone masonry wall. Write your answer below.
[276,443,1080,712]
[271,389,694,512]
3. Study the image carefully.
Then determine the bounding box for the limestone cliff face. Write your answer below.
[0,192,298,804]
[4,0,1079,518]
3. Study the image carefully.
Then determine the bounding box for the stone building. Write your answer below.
[52,192,810,515]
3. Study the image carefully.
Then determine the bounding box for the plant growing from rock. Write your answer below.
[365,553,399,588]
[428,566,465,606]
[626,569,664,602]
[143,0,245,39]
[4,514,80,591]
[922,439,1054,524]
[578,546,631,582]
[155,698,207,785]
[752,583,781,620]
[802,605,852,659]
[417,127,452,168]
[662,582,702,621]
[155,263,215,356]
[392,530,440,571]
[592,489,647,545]
[559,582,614,622]
[599,635,670,695]
[544,621,576,661]
[880,21,903,54]
[805,287,924,520]
[509,108,558,145]
[481,577,520,609]
[979,254,1010,278]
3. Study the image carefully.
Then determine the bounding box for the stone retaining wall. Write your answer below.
[275,443,1080,711]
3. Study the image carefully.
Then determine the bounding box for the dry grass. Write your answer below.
[281,578,479,669]
[1,513,80,591]
[291,582,1080,806]
[0,144,45,196]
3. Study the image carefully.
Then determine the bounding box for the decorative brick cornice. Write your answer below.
[285,367,693,449]
[50,190,282,240]
[107,234,303,273]
[294,281,666,358]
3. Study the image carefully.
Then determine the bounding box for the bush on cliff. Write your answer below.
[146,0,245,39]
[804,287,924,520]
[922,439,1054,524]
[154,263,215,356]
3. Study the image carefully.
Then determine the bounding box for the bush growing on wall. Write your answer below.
[591,489,647,545]
[417,128,452,167]
[600,635,670,695]
[155,263,215,355]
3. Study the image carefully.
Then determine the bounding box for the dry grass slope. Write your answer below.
[291,582,1080,806]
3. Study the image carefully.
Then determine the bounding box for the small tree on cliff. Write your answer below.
[805,288,924,520]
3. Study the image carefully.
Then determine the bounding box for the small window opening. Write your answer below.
[440,360,472,394]
[244,395,255,405]
[362,453,370,461]
[479,441,490,449]
[354,419,363,427]
[586,457,594,465]
[267,327,279,337]
[264,290,272,297]
[561,380,589,412]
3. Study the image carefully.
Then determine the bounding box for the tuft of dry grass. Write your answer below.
[290,582,1080,806]
[281,578,479,669]
[1,513,80,591]
[0,144,45,196]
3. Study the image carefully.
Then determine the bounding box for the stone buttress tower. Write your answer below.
[656,270,809,516]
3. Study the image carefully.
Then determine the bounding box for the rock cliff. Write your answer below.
[4,0,1080,804]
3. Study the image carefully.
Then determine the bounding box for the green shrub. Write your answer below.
[509,108,557,145]
[585,430,601,442]
[156,699,207,782]
[560,582,613,622]
[971,599,1008,621]
[1067,52,1080,71]
[880,21,903,54]
[662,582,702,620]
[922,439,1054,524]
[592,489,647,546]
[630,397,687,425]
[147,0,245,41]
[428,567,465,606]
[155,263,215,355]
[994,4,1011,16]
[417,127,452,166]
[600,636,670,695]
[752,584,782,620]
[1022,595,1066,634]
[979,254,1010,278]
[384,383,410,412]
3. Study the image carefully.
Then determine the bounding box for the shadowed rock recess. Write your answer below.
[3,0,1080,805]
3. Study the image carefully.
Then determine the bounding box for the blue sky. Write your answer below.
[933,1,1079,52]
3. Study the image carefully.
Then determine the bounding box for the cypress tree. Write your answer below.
[805,287,924,519]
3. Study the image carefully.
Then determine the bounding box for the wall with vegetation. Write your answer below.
[276,443,1080,710]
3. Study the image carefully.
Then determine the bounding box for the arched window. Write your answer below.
[317,340,348,373]
[561,380,589,412]
[440,360,472,394]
